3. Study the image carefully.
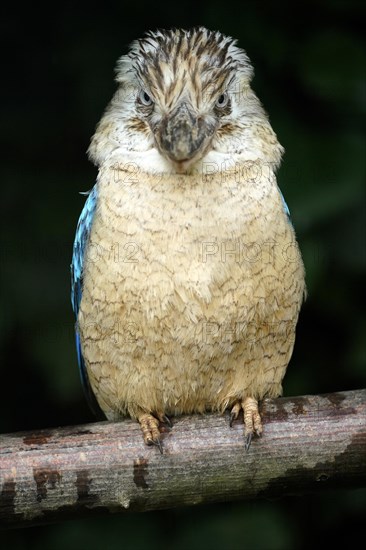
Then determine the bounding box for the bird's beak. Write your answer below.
[156,102,216,172]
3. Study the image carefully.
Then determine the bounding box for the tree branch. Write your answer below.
[1,389,365,528]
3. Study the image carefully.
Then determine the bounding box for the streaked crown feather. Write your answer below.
[116,27,253,105]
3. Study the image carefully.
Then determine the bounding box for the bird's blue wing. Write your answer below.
[71,185,104,418]
[279,189,292,224]
[71,185,97,316]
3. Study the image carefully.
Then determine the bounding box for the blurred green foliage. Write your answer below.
[1,1,365,548]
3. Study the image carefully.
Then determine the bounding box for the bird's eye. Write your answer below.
[215,92,229,109]
[138,90,154,107]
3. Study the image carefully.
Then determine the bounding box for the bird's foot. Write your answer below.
[137,412,171,453]
[230,397,262,451]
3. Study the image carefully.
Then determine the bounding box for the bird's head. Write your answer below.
[89,28,283,174]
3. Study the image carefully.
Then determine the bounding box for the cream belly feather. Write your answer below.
[79,165,305,421]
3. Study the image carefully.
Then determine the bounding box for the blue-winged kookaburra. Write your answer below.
[71,27,305,451]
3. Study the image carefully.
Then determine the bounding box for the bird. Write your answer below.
[71,27,305,452]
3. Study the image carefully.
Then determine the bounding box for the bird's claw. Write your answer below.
[229,402,241,427]
[159,414,172,428]
[149,437,164,454]
[245,432,253,452]
[138,412,172,453]
[230,397,262,451]
[243,396,262,451]
[229,412,236,428]
[138,413,165,453]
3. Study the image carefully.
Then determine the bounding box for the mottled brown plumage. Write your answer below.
[77,27,305,450]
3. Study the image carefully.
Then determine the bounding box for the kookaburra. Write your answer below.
[71,27,305,451]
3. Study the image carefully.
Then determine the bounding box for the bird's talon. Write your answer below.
[151,438,164,454]
[231,397,263,450]
[245,432,253,452]
[229,402,241,427]
[161,414,172,428]
[229,412,237,428]
[138,413,164,452]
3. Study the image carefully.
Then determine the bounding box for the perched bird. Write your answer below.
[71,27,305,451]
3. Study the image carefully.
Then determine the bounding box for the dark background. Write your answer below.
[1,1,365,548]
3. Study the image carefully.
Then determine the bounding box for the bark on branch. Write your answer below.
[1,389,365,528]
